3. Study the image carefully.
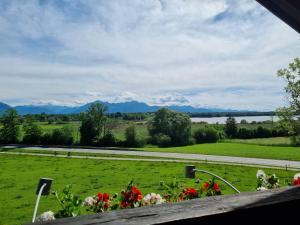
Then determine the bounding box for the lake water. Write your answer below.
[191,116,279,124]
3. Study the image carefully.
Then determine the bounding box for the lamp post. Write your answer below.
[185,165,240,194]
[32,178,53,223]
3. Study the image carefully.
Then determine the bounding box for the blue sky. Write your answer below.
[0,0,299,110]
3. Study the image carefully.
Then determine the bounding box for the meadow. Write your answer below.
[33,121,283,144]
[0,154,297,225]
[139,142,300,161]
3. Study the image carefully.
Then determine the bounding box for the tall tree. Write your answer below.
[0,109,20,144]
[79,103,108,145]
[23,118,43,144]
[148,108,191,146]
[277,58,300,144]
[225,117,237,138]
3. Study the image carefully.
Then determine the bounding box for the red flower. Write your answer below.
[97,193,110,202]
[103,193,109,202]
[97,193,103,202]
[182,188,198,200]
[184,188,198,197]
[293,178,300,186]
[213,183,219,192]
[202,182,210,191]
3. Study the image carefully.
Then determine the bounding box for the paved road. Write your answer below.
[2,145,300,170]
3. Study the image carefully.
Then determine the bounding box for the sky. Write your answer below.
[0,0,299,111]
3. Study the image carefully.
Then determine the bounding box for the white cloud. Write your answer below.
[0,0,299,110]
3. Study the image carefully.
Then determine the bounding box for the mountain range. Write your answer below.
[0,100,237,115]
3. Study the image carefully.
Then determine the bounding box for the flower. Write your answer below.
[143,193,165,205]
[294,173,300,180]
[120,184,143,208]
[292,173,300,186]
[83,196,96,207]
[292,178,300,186]
[257,187,268,191]
[181,188,198,200]
[213,183,219,192]
[37,211,55,222]
[97,193,109,202]
[256,170,266,179]
[202,182,210,191]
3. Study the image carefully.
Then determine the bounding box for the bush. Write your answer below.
[255,126,272,138]
[151,133,172,147]
[148,108,191,146]
[22,122,43,144]
[236,128,255,139]
[124,124,145,147]
[41,127,74,145]
[193,127,219,144]
[99,131,117,146]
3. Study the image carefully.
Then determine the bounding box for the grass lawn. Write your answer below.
[0,155,297,225]
[0,148,191,161]
[139,143,300,161]
[225,137,292,146]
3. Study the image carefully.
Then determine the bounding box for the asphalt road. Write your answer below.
[2,145,300,170]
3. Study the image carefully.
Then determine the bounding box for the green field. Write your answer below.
[0,154,297,225]
[226,137,292,146]
[139,143,300,161]
[32,121,282,144]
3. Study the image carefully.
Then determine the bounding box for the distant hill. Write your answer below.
[0,100,238,115]
[0,102,11,115]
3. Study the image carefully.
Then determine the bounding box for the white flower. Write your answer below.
[37,211,55,222]
[257,187,268,191]
[83,196,96,207]
[294,173,300,180]
[256,170,266,179]
[143,194,152,203]
[143,193,165,205]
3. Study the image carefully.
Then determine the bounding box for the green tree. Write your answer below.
[193,127,219,144]
[277,58,300,145]
[79,103,108,145]
[0,109,20,144]
[225,117,237,138]
[79,115,97,145]
[23,119,43,144]
[148,108,191,146]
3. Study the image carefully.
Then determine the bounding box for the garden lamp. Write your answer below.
[185,165,240,194]
[32,178,53,223]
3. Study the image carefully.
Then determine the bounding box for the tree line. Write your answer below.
[0,104,291,147]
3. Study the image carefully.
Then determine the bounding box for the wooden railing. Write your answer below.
[26,186,300,225]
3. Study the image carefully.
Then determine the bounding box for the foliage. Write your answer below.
[99,130,117,146]
[159,178,183,202]
[22,119,43,144]
[151,133,172,147]
[225,117,237,138]
[79,114,97,145]
[118,180,143,208]
[124,124,145,147]
[79,103,108,145]
[200,179,221,196]
[0,109,20,144]
[193,127,219,143]
[256,170,279,191]
[41,126,74,145]
[53,185,82,218]
[148,108,192,146]
[83,193,110,213]
[277,58,300,145]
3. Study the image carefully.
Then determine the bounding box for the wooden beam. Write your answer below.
[256,0,300,33]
